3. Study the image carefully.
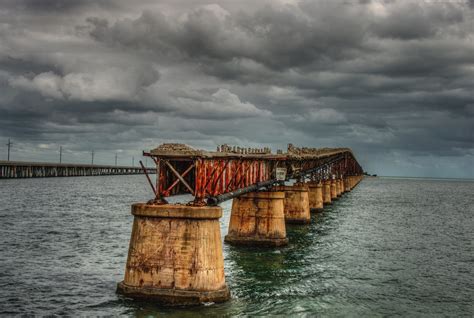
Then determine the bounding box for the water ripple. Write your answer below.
[0,176,473,316]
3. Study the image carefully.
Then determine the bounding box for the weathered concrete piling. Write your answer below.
[274,185,311,224]
[344,178,351,192]
[336,178,342,197]
[323,180,332,205]
[348,175,362,190]
[116,143,364,306]
[307,182,324,212]
[225,191,288,247]
[117,204,230,305]
[330,179,338,201]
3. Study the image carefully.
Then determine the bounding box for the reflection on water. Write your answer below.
[0,176,473,316]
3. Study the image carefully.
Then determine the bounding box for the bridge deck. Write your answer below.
[143,143,362,205]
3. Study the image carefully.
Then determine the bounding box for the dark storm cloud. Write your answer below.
[86,2,369,70]
[0,0,473,177]
[3,0,115,12]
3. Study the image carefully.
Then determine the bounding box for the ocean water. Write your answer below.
[0,176,472,316]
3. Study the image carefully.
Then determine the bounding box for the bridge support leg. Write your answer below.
[225,191,288,247]
[331,179,338,201]
[336,179,342,197]
[275,185,310,224]
[323,180,332,205]
[350,175,362,189]
[344,178,351,192]
[351,176,358,189]
[308,182,324,213]
[117,203,230,306]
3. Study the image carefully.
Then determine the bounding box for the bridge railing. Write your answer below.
[0,161,156,178]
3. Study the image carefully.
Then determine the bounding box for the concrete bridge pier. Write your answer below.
[350,176,359,189]
[225,191,288,247]
[307,182,324,212]
[336,178,343,197]
[340,178,346,195]
[348,175,363,189]
[344,178,351,192]
[347,176,353,190]
[274,185,311,224]
[323,180,332,205]
[330,179,338,201]
[117,203,230,305]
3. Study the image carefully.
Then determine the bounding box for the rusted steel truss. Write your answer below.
[143,143,362,206]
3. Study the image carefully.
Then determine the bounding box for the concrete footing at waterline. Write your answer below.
[225,191,288,247]
[117,175,364,306]
[323,180,332,205]
[336,179,342,197]
[116,203,230,306]
[348,175,363,190]
[344,178,351,192]
[307,182,324,213]
[339,178,345,196]
[273,185,311,224]
[330,179,338,201]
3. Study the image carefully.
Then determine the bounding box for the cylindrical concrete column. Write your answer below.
[117,203,230,305]
[323,180,332,205]
[308,182,324,212]
[225,191,288,247]
[344,178,350,192]
[274,185,310,224]
[336,179,342,197]
[330,179,338,200]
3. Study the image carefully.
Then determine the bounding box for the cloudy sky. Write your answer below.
[0,0,473,178]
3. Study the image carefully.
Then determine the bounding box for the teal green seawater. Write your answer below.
[0,176,472,316]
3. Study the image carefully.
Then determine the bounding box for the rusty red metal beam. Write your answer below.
[143,143,363,205]
[164,163,194,196]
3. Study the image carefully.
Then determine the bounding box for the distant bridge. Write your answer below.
[0,161,155,179]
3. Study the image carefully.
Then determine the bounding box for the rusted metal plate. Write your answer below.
[143,143,363,206]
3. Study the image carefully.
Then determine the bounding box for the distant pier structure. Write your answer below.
[0,161,155,179]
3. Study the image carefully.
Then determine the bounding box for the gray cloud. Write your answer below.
[0,0,473,177]
[371,2,464,39]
